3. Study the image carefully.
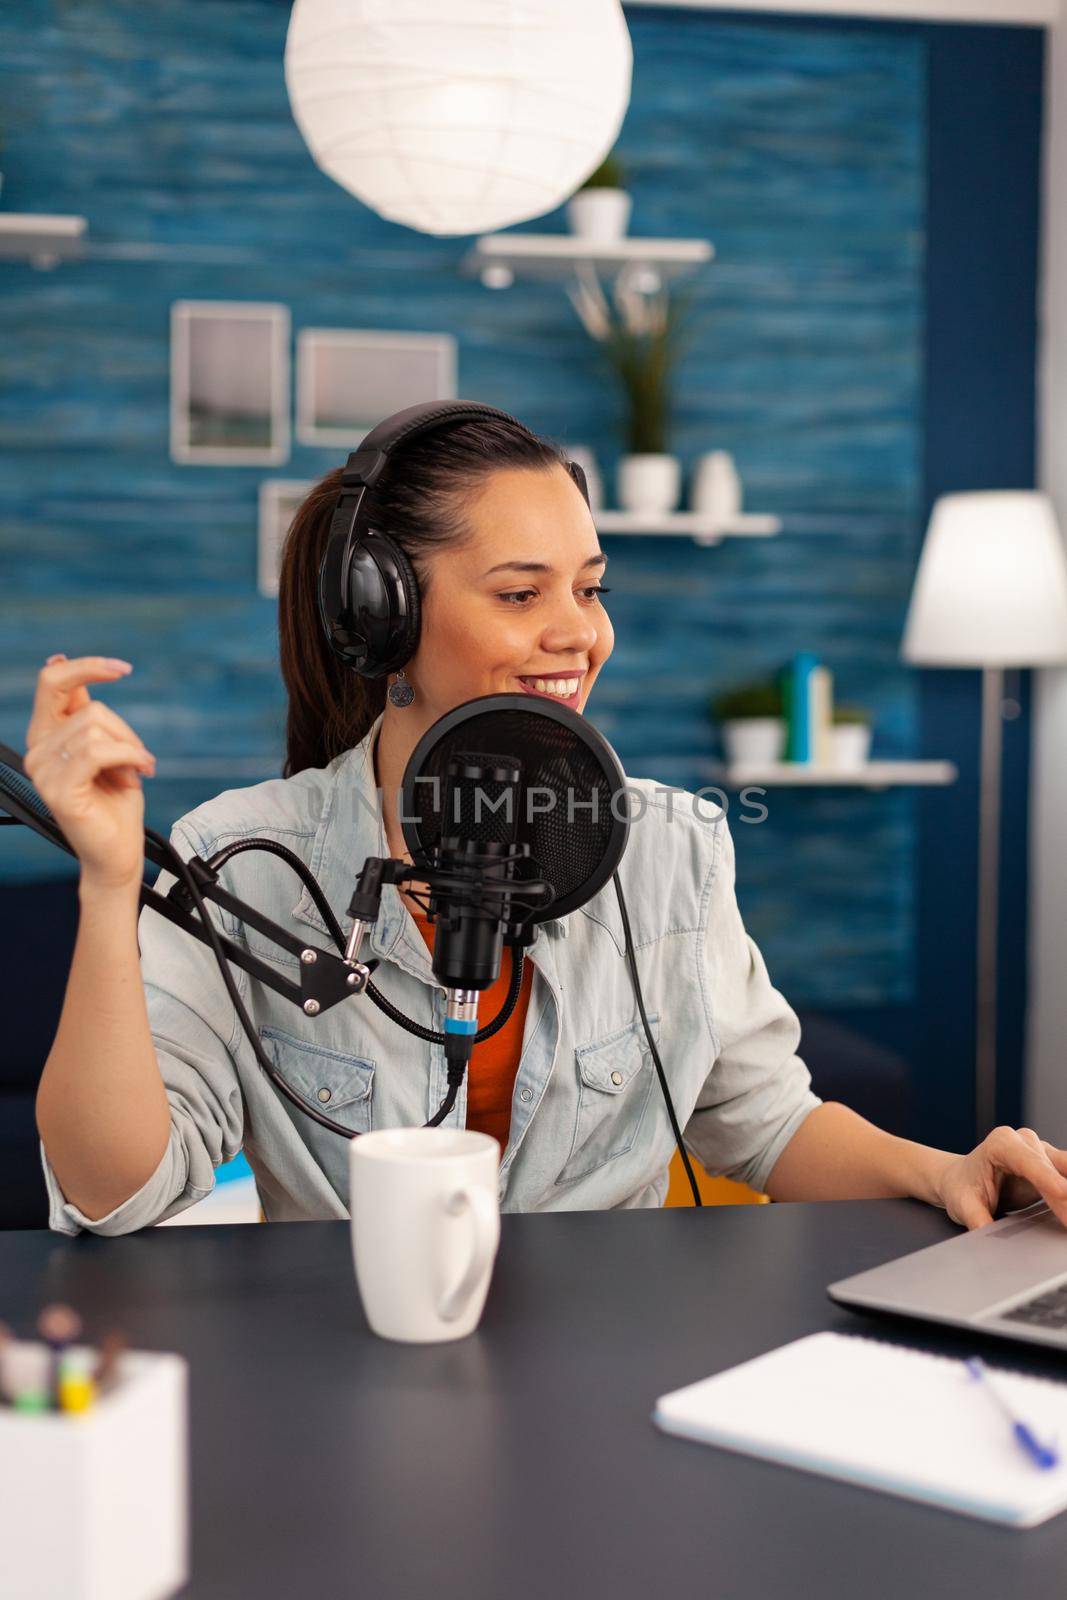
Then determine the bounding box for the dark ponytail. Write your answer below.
[278,414,571,778]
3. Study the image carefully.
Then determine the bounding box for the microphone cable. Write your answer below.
[159,840,703,1198]
[143,826,384,1138]
[199,835,526,1046]
[155,831,526,1135]
[612,872,703,1208]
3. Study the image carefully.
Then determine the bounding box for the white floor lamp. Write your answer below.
[902,492,1067,1142]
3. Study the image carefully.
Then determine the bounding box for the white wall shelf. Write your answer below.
[596,509,781,545]
[631,2,1055,22]
[0,213,87,268]
[463,232,713,289]
[701,760,958,790]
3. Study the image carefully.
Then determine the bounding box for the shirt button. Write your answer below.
[520,1087,533,1103]
[610,1071,623,1086]
[317,1087,332,1103]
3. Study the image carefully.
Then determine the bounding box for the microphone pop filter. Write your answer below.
[400,694,629,925]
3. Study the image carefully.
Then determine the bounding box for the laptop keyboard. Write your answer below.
[1002,1280,1067,1330]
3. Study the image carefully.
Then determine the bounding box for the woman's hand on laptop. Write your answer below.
[937,1125,1067,1230]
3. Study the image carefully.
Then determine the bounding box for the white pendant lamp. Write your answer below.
[284,0,633,238]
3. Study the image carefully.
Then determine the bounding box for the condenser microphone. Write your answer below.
[398,693,633,1098]
[428,749,525,1057]
[430,750,523,994]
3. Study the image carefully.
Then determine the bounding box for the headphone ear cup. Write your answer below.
[319,520,369,668]
[360,529,421,676]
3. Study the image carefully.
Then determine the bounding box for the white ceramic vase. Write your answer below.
[722,718,786,765]
[617,453,681,514]
[566,188,632,241]
[692,451,742,521]
[830,724,872,770]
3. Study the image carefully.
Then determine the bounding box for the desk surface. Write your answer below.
[4,1200,1067,1598]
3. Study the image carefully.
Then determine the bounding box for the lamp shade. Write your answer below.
[284,0,633,238]
[901,492,1067,667]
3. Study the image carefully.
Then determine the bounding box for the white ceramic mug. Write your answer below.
[349,1128,501,1343]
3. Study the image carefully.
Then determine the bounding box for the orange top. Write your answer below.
[410,906,534,1155]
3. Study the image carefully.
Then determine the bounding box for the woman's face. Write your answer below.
[407,464,614,722]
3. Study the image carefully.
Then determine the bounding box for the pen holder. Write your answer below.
[0,1343,189,1600]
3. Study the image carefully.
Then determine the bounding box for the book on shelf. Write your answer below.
[781,651,828,763]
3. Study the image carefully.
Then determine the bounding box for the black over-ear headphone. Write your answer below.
[318,399,590,677]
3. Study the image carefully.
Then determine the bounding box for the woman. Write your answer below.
[27,409,1067,1234]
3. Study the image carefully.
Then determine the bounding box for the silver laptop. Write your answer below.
[827,1200,1067,1352]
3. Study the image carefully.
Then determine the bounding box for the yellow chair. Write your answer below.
[664,1148,770,1207]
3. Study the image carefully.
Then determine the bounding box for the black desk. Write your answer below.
[4,1200,1066,1598]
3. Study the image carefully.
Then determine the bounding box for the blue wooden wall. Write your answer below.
[0,2,1002,1039]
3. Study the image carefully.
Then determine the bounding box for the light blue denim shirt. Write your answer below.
[41,711,822,1233]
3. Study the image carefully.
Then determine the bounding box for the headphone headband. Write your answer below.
[342,399,538,491]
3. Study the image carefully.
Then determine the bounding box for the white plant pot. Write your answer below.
[830,724,872,770]
[617,453,681,514]
[722,718,786,766]
[566,188,632,242]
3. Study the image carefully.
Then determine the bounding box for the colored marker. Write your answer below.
[58,1349,97,1414]
[2,1341,51,1413]
[38,1304,83,1409]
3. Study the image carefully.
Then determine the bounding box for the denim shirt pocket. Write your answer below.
[554,1012,660,1186]
[259,1026,376,1135]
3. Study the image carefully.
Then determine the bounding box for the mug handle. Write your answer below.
[437,1185,500,1323]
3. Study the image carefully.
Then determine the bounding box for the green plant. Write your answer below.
[709,681,784,722]
[832,704,871,726]
[608,288,694,454]
[567,266,704,455]
[580,151,626,190]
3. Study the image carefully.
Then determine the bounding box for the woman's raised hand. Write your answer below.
[22,655,157,891]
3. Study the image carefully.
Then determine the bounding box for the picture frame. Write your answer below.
[257,478,313,597]
[295,328,456,447]
[171,301,291,465]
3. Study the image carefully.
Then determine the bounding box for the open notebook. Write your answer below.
[653,1330,1067,1528]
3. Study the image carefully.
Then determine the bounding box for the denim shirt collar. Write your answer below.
[290,711,568,989]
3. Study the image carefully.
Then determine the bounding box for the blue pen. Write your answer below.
[965,1357,1060,1470]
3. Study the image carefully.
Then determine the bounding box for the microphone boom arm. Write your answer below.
[0,748,551,1022]
[0,735,559,1144]
[0,766,379,1015]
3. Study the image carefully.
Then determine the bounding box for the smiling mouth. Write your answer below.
[516,674,585,703]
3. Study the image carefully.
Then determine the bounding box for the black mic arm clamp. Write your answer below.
[345,848,554,959]
[165,852,220,915]
[155,860,380,1019]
